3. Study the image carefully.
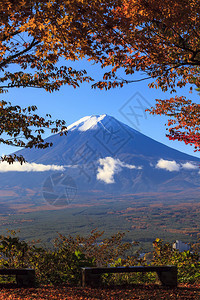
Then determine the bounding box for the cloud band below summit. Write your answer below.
[97,157,142,184]
[0,162,64,172]
[156,159,199,172]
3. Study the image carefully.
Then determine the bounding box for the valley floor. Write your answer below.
[0,284,199,300]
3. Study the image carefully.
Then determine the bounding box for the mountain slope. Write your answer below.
[0,114,200,206]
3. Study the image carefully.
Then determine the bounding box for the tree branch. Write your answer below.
[0,30,21,42]
[0,38,39,69]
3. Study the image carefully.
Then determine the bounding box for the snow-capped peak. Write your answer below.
[68,114,107,132]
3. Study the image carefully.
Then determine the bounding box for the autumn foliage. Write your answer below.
[1,0,200,159]
[0,230,200,286]
[147,96,200,151]
[0,231,200,298]
[93,0,200,150]
[0,0,118,162]
[100,0,200,90]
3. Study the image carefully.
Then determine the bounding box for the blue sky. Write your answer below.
[1,59,200,158]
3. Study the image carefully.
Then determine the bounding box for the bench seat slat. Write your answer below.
[81,265,178,288]
[0,268,34,275]
[82,265,176,274]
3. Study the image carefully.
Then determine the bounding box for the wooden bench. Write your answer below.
[81,265,177,287]
[0,268,35,286]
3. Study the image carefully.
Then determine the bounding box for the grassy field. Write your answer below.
[0,196,199,252]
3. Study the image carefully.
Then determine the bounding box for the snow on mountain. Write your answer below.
[67,114,107,132]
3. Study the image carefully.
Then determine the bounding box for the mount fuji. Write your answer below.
[0,114,200,209]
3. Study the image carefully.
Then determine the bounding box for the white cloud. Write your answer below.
[97,157,142,184]
[156,159,180,172]
[0,162,64,172]
[156,159,199,172]
[181,162,199,170]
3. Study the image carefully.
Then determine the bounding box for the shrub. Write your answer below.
[152,238,200,283]
[0,232,199,285]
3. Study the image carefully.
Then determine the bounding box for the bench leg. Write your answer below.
[82,269,102,287]
[16,272,35,287]
[156,268,177,287]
